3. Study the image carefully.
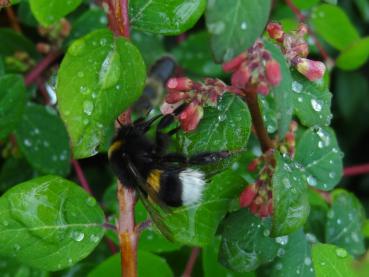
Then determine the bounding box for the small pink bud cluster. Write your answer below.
[267,22,325,81]
[161,77,228,132]
[222,40,282,96]
[37,18,71,52]
[279,120,298,158]
[240,150,275,218]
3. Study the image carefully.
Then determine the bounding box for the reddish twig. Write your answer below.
[24,51,61,86]
[243,91,274,152]
[344,164,369,177]
[71,160,94,195]
[284,0,330,61]
[104,0,130,37]
[182,247,201,277]
[5,6,22,33]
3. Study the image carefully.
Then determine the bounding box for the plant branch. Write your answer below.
[243,90,274,152]
[344,163,369,177]
[284,0,330,62]
[5,6,22,33]
[182,247,201,277]
[24,51,61,86]
[71,159,94,195]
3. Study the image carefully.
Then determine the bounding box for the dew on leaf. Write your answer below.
[329,172,336,178]
[77,71,84,78]
[277,248,285,257]
[311,99,322,112]
[208,21,225,35]
[24,139,32,147]
[83,100,94,115]
[335,248,348,258]
[71,231,85,242]
[69,39,86,56]
[307,175,317,187]
[275,235,289,245]
[304,257,312,266]
[90,234,100,243]
[240,21,247,30]
[263,229,270,237]
[292,81,303,93]
[86,196,96,207]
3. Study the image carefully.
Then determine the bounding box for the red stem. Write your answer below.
[284,0,330,61]
[182,248,201,277]
[344,164,369,177]
[71,160,93,195]
[118,0,130,38]
[24,51,61,86]
[5,6,22,33]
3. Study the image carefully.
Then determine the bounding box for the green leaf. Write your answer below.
[219,209,279,272]
[129,0,206,35]
[203,236,254,277]
[295,127,343,191]
[272,153,310,236]
[144,169,245,246]
[259,229,314,277]
[64,8,108,48]
[131,31,165,66]
[57,29,146,158]
[354,0,369,22]
[0,28,39,58]
[312,244,356,277]
[291,71,332,127]
[292,0,319,9]
[310,4,360,50]
[262,40,293,138]
[179,93,251,155]
[0,175,105,271]
[0,74,26,140]
[206,0,272,62]
[0,157,34,192]
[172,31,223,77]
[17,1,38,27]
[336,37,369,70]
[88,251,173,277]
[14,104,71,176]
[0,257,48,277]
[325,189,366,257]
[29,0,83,26]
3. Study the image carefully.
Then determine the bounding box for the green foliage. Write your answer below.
[206,0,272,62]
[0,176,105,271]
[57,29,146,158]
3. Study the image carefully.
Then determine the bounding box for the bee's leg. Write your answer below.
[188,151,233,165]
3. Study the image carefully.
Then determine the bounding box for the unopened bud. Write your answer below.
[265,60,281,86]
[296,58,326,81]
[36,43,51,54]
[292,42,309,58]
[231,66,250,88]
[239,184,258,208]
[178,102,203,132]
[167,77,193,91]
[222,52,247,72]
[256,82,269,96]
[247,159,260,172]
[165,90,189,104]
[267,22,284,42]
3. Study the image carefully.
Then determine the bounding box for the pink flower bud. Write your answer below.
[297,23,308,36]
[256,82,269,96]
[258,203,270,217]
[250,202,260,214]
[167,77,193,91]
[239,184,258,208]
[292,42,309,58]
[247,159,260,172]
[178,102,203,132]
[231,66,250,88]
[296,58,326,81]
[222,52,247,72]
[265,60,282,86]
[165,90,189,104]
[267,22,284,42]
[160,101,183,115]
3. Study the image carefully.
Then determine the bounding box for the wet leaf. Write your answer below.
[0,175,105,271]
[57,29,146,158]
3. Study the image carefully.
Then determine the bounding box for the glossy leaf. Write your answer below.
[310,4,359,50]
[272,153,310,236]
[57,29,146,158]
[206,0,272,62]
[131,31,165,66]
[259,229,314,277]
[88,251,173,277]
[262,40,293,137]
[0,28,39,58]
[336,37,369,70]
[129,0,206,35]
[179,93,251,156]
[292,0,319,9]
[325,189,366,257]
[0,175,105,271]
[295,127,343,191]
[144,169,245,246]
[17,1,38,27]
[29,0,83,26]
[172,31,223,77]
[0,257,48,277]
[291,71,332,127]
[219,209,279,272]
[312,244,356,277]
[0,74,25,139]
[14,104,71,176]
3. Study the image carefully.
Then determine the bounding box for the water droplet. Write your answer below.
[3,220,8,226]
[240,21,247,30]
[69,39,85,56]
[99,49,121,89]
[86,197,96,207]
[298,97,303,102]
[307,175,317,187]
[14,244,20,251]
[34,128,40,134]
[99,38,107,46]
[77,71,84,78]
[90,234,100,243]
[71,231,85,242]
[282,178,291,189]
[304,257,312,266]
[275,263,283,270]
[208,21,225,35]
[24,139,32,147]
[218,114,226,121]
[320,262,326,266]
[83,101,94,115]
[296,269,301,275]
[277,248,285,257]
[292,81,303,93]
[318,141,324,148]
[68,258,73,264]
[99,16,108,24]
[327,210,334,219]
[263,229,270,237]
[305,233,318,243]
[80,86,90,95]
[329,172,336,179]
[335,248,347,258]
[337,218,342,225]
[311,99,322,112]
[275,236,289,245]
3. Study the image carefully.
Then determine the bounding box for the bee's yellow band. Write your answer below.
[147,169,162,192]
[108,140,123,158]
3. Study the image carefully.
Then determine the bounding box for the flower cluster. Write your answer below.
[222,39,282,96]
[279,120,298,158]
[160,77,228,132]
[37,18,71,53]
[267,22,325,81]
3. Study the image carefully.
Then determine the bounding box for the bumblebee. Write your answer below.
[108,107,232,207]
